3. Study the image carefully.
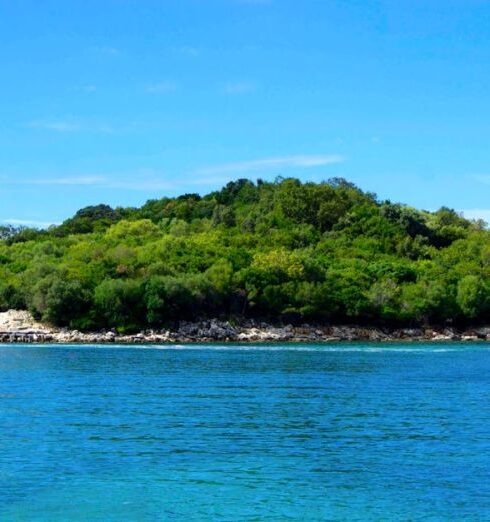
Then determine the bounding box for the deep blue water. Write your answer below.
[1,343,490,521]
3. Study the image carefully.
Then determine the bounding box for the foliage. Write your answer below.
[0,177,488,329]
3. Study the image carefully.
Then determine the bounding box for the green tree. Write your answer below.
[94,279,145,331]
[457,275,489,318]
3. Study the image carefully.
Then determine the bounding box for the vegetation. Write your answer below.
[0,178,489,331]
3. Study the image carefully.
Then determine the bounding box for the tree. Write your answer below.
[0,177,487,329]
[29,275,90,326]
[94,279,145,331]
[457,275,489,319]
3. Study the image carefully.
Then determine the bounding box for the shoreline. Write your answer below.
[0,311,489,344]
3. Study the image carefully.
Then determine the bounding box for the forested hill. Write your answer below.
[0,177,489,332]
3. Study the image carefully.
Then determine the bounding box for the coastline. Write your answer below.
[0,310,489,344]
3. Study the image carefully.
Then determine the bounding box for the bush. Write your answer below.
[94,279,145,331]
[28,276,91,326]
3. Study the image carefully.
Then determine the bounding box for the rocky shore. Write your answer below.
[0,310,489,344]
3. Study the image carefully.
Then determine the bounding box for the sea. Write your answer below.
[1,343,490,521]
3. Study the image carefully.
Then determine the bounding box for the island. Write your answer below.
[0,177,489,342]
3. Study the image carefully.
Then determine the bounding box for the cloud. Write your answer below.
[475,175,490,185]
[146,82,177,93]
[1,175,108,187]
[2,155,343,193]
[173,46,200,57]
[31,176,106,186]
[235,0,272,4]
[25,120,116,134]
[93,46,120,56]
[461,209,490,223]
[109,180,175,190]
[13,174,174,191]
[3,218,60,228]
[27,120,81,132]
[223,82,256,94]
[195,154,344,176]
[4,172,252,192]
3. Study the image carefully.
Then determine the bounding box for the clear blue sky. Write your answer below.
[1,0,490,226]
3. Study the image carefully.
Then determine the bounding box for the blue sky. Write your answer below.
[1,0,490,226]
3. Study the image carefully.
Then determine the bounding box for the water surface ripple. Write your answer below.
[1,343,490,521]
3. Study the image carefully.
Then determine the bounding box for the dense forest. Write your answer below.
[0,177,489,332]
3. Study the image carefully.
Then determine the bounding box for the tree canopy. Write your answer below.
[1,177,488,331]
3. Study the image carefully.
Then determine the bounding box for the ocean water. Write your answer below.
[1,343,490,521]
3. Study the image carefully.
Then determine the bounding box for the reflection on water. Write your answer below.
[1,343,490,521]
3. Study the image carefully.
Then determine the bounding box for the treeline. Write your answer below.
[0,177,489,332]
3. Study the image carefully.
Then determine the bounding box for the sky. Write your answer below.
[1,0,490,227]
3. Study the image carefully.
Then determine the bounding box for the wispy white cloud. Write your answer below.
[3,218,60,228]
[72,85,97,94]
[235,0,272,4]
[8,174,174,191]
[27,120,81,132]
[146,82,177,93]
[475,175,490,185]
[2,172,250,192]
[31,176,106,186]
[2,155,343,193]
[25,120,116,134]
[461,209,490,223]
[93,46,120,56]
[195,154,344,176]
[223,82,256,94]
[173,46,200,57]
[109,180,176,190]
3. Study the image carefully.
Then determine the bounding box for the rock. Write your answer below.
[442,328,458,340]
[432,334,454,341]
[0,310,54,335]
[400,328,424,338]
[471,327,490,339]
[1,308,489,345]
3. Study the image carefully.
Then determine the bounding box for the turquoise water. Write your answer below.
[1,343,490,521]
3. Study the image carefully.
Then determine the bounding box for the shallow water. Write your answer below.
[1,342,490,521]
